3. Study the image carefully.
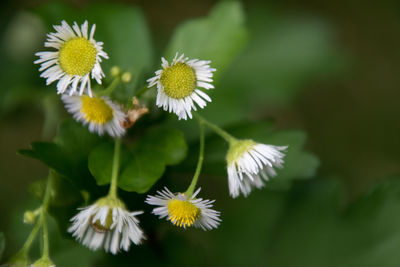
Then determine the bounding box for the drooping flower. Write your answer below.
[68,197,144,254]
[147,53,216,120]
[146,187,221,230]
[226,140,287,198]
[35,20,108,96]
[61,94,126,137]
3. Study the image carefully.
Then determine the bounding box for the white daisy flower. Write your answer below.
[146,187,221,230]
[147,53,216,120]
[61,94,126,137]
[68,197,144,254]
[35,20,108,96]
[226,140,288,198]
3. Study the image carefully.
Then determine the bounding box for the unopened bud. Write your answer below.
[23,210,37,224]
[121,72,132,83]
[110,66,120,77]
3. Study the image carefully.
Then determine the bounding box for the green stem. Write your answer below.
[40,173,53,258]
[185,121,205,197]
[194,113,237,143]
[135,85,151,98]
[97,77,120,96]
[20,215,42,255]
[19,172,54,258]
[108,138,122,198]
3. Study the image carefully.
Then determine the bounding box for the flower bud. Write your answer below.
[110,66,120,77]
[121,72,132,83]
[23,211,36,224]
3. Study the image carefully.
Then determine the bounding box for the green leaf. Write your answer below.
[55,119,103,159]
[19,142,71,178]
[0,232,5,261]
[118,127,187,193]
[135,128,187,165]
[88,142,131,186]
[164,1,247,78]
[119,151,165,193]
[19,119,104,189]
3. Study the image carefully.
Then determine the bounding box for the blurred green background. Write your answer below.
[1,0,400,266]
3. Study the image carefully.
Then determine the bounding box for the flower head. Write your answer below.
[146,187,221,230]
[35,20,108,96]
[147,53,216,120]
[227,140,287,198]
[61,94,126,137]
[68,196,144,254]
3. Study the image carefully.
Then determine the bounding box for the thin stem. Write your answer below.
[17,172,54,260]
[108,138,122,198]
[20,215,42,255]
[97,77,120,96]
[135,85,151,98]
[41,213,49,258]
[40,173,53,258]
[185,121,205,197]
[194,113,237,143]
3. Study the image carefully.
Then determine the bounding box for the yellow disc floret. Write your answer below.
[167,198,201,228]
[160,62,196,99]
[59,37,97,76]
[80,96,113,125]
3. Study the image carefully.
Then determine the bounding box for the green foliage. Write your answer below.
[165,1,247,79]
[195,4,348,127]
[19,120,103,189]
[134,128,187,165]
[20,120,187,196]
[119,151,166,193]
[265,179,400,267]
[88,127,187,193]
[88,142,131,186]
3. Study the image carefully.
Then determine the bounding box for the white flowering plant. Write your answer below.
[8,1,397,267]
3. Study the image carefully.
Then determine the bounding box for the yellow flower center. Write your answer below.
[80,96,114,125]
[160,62,196,99]
[226,140,256,164]
[167,198,200,228]
[59,37,97,76]
[91,210,113,233]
